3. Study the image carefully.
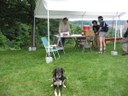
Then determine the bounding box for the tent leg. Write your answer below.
[114,14,118,51]
[47,9,51,56]
[29,16,36,51]
[111,12,119,56]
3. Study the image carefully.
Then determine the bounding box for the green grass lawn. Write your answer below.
[0,43,128,96]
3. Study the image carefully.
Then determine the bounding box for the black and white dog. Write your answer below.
[51,68,66,96]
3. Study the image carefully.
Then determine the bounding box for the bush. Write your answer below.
[72,26,82,34]
[0,31,9,49]
[14,22,31,48]
[1,22,31,49]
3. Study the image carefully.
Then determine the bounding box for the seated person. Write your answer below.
[59,17,71,46]
[92,20,100,48]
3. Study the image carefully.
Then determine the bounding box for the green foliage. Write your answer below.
[11,22,31,48]
[36,19,60,43]
[36,19,60,36]
[0,0,36,28]
[36,19,48,37]
[72,26,82,34]
[71,20,92,27]
[0,0,36,49]
[1,22,31,49]
[106,28,121,38]
[50,19,60,38]
[0,31,9,49]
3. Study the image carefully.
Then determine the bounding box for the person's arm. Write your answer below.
[99,22,104,32]
[92,26,94,31]
[95,25,100,34]
[67,22,71,32]
[96,25,100,34]
[123,23,128,32]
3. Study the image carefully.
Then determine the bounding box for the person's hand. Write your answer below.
[69,32,72,35]
[96,32,99,35]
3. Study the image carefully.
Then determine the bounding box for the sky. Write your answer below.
[46,0,127,12]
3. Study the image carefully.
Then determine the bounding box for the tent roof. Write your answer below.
[34,0,127,19]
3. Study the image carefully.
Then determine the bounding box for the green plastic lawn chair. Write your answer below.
[41,37,61,59]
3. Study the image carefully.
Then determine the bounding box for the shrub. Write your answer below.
[2,22,31,49]
[0,31,9,49]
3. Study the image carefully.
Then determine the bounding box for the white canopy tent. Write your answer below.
[34,0,127,57]
[35,0,126,19]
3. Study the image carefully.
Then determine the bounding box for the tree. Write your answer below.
[0,0,36,48]
[0,0,62,49]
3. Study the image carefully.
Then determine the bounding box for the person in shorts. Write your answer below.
[98,16,107,53]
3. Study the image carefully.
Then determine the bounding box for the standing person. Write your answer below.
[59,17,71,46]
[122,20,128,56]
[98,16,108,53]
[92,20,100,48]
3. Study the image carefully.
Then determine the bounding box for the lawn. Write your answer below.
[0,43,128,96]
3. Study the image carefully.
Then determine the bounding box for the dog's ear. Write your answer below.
[61,68,64,74]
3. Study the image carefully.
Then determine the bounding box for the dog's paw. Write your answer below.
[63,85,66,88]
[51,84,53,87]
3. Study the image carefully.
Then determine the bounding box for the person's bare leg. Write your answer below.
[99,36,103,52]
[103,37,106,51]
[96,35,99,48]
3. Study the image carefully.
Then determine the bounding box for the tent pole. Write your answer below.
[45,9,53,63]
[81,12,86,29]
[30,16,36,51]
[112,18,114,37]
[33,16,36,47]
[119,16,122,37]
[81,15,84,28]
[47,9,50,56]
[114,13,118,51]
[111,13,119,56]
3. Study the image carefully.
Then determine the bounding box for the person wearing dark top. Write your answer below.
[92,20,100,48]
[98,16,107,53]
[122,20,128,56]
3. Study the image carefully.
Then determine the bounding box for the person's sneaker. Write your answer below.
[97,51,103,54]
[103,48,106,52]
[122,52,128,56]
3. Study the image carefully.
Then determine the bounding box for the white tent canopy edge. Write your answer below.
[34,0,126,19]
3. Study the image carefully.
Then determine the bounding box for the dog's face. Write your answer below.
[53,68,64,79]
